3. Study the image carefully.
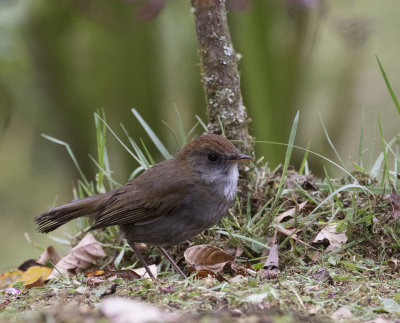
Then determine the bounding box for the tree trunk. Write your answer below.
[191,0,253,155]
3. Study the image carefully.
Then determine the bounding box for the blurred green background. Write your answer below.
[0,0,399,271]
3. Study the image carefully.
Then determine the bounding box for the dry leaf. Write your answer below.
[313,223,347,251]
[101,297,177,323]
[25,275,45,289]
[389,187,400,219]
[191,269,226,282]
[20,266,52,286]
[184,244,232,274]
[261,244,280,280]
[274,201,308,223]
[37,246,61,266]
[312,267,333,284]
[86,269,140,287]
[388,259,399,272]
[0,269,22,289]
[48,233,106,279]
[132,264,158,279]
[0,265,52,288]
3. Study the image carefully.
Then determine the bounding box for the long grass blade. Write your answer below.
[271,111,299,210]
[376,55,400,115]
[41,134,91,188]
[358,108,365,167]
[319,113,345,167]
[378,115,390,185]
[131,108,172,159]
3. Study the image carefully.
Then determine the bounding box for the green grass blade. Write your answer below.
[378,115,390,185]
[271,111,299,210]
[41,134,91,188]
[253,140,357,182]
[217,116,225,137]
[358,108,365,167]
[173,104,187,148]
[94,111,107,193]
[376,55,400,115]
[299,140,311,175]
[319,113,345,167]
[88,154,122,188]
[131,108,172,160]
[216,230,269,251]
[140,138,155,165]
[95,115,141,164]
[195,115,209,132]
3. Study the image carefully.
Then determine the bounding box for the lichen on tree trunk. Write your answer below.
[191,0,253,155]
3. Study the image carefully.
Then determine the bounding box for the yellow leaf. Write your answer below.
[0,270,22,289]
[19,266,53,285]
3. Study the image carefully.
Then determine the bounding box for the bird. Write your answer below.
[35,133,252,280]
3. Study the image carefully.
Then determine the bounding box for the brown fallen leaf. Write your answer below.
[48,233,106,279]
[131,264,158,279]
[388,259,399,273]
[37,246,61,266]
[312,267,333,284]
[184,244,232,274]
[261,244,280,280]
[25,275,45,289]
[86,269,140,287]
[389,187,400,219]
[20,266,53,286]
[313,223,347,251]
[273,201,308,224]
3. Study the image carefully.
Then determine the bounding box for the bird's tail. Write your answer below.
[35,196,104,233]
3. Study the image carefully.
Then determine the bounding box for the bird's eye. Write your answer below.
[207,153,218,162]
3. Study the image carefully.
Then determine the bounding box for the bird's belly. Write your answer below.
[121,199,230,246]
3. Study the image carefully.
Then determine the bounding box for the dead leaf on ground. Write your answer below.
[273,201,308,224]
[86,269,141,287]
[191,269,226,282]
[48,233,106,279]
[313,223,347,251]
[312,267,333,284]
[37,246,61,266]
[388,259,399,273]
[20,266,52,287]
[222,260,255,278]
[101,296,177,323]
[0,265,52,288]
[0,269,22,289]
[261,244,280,280]
[131,264,158,279]
[184,244,232,274]
[25,274,45,289]
[389,187,400,219]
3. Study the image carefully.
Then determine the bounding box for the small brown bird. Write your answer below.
[35,134,252,279]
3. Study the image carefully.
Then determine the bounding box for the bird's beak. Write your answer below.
[233,152,253,163]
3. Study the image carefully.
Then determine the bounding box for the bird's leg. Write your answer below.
[157,246,187,278]
[128,241,156,282]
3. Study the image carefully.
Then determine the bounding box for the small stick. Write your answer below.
[128,241,156,282]
[157,247,187,278]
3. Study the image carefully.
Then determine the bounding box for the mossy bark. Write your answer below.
[191,0,253,155]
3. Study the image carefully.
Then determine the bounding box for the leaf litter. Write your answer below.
[1,166,400,322]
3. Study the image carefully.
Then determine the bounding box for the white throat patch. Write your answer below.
[223,164,239,200]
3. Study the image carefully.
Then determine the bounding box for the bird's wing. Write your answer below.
[89,160,191,230]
